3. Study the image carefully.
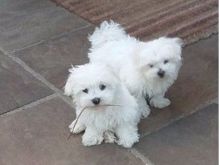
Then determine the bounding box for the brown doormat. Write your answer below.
[52,0,218,45]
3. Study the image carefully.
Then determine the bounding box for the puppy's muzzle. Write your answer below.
[92,97,101,105]
[157,69,165,78]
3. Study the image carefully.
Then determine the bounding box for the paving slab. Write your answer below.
[0,0,89,52]
[0,97,144,165]
[15,26,93,89]
[0,51,53,114]
[139,35,218,135]
[135,104,218,165]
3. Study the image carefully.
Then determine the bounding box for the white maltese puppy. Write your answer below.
[88,21,183,118]
[64,63,140,148]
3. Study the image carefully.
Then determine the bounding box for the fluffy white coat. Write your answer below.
[64,63,140,148]
[88,21,183,117]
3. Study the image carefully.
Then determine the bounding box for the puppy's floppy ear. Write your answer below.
[64,66,76,96]
[170,37,183,60]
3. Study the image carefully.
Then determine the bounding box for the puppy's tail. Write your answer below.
[88,20,126,49]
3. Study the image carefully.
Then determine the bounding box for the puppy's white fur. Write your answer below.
[89,21,183,116]
[64,63,140,148]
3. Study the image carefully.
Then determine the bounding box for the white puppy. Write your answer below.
[89,21,183,117]
[64,63,140,148]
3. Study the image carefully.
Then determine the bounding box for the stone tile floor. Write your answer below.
[0,0,218,165]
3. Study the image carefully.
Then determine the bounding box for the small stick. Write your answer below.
[67,104,121,140]
[67,106,87,140]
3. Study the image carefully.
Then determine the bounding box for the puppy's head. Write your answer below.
[136,37,183,83]
[64,63,119,108]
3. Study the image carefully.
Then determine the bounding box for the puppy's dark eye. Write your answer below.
[149,64,154,68]
[82,88,88,93]
[99,84,106,90]
[164,60,169,64]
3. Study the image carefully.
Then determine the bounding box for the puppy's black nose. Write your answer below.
[92,97,101,105]
[157,69,165,78]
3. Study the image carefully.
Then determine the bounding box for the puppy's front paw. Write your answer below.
[117,136,139,148]
[116,132,139,148]
[69,120,85,134]
[82,134,103,146]
[150,98,171,109]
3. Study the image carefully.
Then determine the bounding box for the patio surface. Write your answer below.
[0,0,218,165]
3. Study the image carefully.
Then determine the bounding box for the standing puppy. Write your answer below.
[64,63,140,148]
[89,21,183,117]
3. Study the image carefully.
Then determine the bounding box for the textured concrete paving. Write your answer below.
[0,0,89,52]
[0,97,144,165]
[0,52,53,114]
[136,104,218,165]
[14,26,93,88]
[0,0,218,164]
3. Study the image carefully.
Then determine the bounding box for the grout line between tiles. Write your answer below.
[51,24,92,40]
[0,93,58,117]
[140,97,218,139]
[1,51,75,110]
[6,24,92,54]
[129,148,155,165]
